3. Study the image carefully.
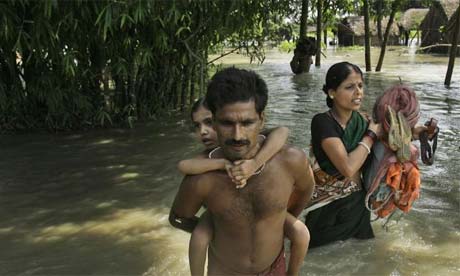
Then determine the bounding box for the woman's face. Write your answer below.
[191,105,218,150]
[329,70,364,112]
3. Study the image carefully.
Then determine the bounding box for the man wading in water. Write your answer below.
[169,67,315,275]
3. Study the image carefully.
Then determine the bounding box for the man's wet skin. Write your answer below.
[204,148,299,274]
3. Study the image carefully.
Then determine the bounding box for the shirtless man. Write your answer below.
[169,67,315,275]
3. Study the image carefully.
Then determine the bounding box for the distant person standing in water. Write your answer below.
[170,68,315,275]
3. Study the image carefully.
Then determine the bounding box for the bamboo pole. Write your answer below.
[207,46,242,65]
[363,0,372,71]
[376,0,401,72]
[315,0,322,67]
[418,43,460,50]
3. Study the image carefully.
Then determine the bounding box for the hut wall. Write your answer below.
[338,33,354,46]
[349,35,400,46]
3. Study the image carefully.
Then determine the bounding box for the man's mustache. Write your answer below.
[225,139,250,146]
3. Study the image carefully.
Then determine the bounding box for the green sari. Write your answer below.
[318,110,368,174]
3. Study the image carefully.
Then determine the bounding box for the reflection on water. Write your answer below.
[0,48,459,275]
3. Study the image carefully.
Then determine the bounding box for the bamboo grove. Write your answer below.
[0,0,295,131]
[1,0,441,131]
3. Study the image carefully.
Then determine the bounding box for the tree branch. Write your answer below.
[207,46,243,65]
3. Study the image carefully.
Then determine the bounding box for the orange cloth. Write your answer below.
[377,161,420,218]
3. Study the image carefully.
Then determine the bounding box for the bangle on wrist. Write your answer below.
[358,141,371,154]
[364,129,377,142]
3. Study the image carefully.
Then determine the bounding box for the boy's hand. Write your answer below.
[224,163,246,188]
[226,159,259,189]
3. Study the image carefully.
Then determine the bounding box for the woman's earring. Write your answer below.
[329,95,334,99]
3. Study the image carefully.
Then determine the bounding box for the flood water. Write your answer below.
[1,47,459,275]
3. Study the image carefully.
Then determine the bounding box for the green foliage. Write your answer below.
[341,45,365,51]
[0,0,294,132]
[278,40,296,53]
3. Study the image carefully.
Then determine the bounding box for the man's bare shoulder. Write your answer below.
[180,171,221,197]
[195,152,209,159]
[183,170,215,182]
[182,169,226,185]
[277,144,309,169]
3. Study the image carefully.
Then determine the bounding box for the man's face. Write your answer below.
[191,106,218,150]
[213,100,264,161]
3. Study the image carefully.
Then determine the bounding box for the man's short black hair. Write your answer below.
[205,67,268,116]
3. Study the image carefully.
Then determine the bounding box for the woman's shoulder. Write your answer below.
[312,111,333,124]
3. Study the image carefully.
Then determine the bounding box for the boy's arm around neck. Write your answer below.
[255,127,289,168]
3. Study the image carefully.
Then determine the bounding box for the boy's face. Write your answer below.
[191,106,218,150]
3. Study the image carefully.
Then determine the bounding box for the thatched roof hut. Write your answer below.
[400,8,429,31]
[445,5,460,44]
[337,16,400,46]
[399,8,429,45]
[420,0,460,53]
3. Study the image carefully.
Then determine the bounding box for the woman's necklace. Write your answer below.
[329,109,348,129]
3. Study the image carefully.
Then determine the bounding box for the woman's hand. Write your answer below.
[411,125,427,140]
[368,120,383,139]
[412,124,437,140]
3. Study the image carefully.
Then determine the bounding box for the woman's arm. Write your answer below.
[177,155,230,175]
[321,121,380,178]
[228,126,289,186]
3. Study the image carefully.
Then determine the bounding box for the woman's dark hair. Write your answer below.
[190,97,208,121]
[205,67,268,116]
[322,62,363,108]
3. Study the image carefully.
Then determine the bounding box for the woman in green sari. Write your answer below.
[305,61,382,248]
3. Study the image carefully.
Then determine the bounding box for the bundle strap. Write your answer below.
[420,118,439,165]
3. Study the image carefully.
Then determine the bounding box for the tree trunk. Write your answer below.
[127,73,133,108]
[299,0,309,39]
[180,64,190,111]
[376,0,383,45]
[363,0,372,71]
[315,0,322,67]
[376,0,400,72]
[189,64,196,105]
[445,9,460,86]
[323,27,328,48]
[404,30,409,46]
